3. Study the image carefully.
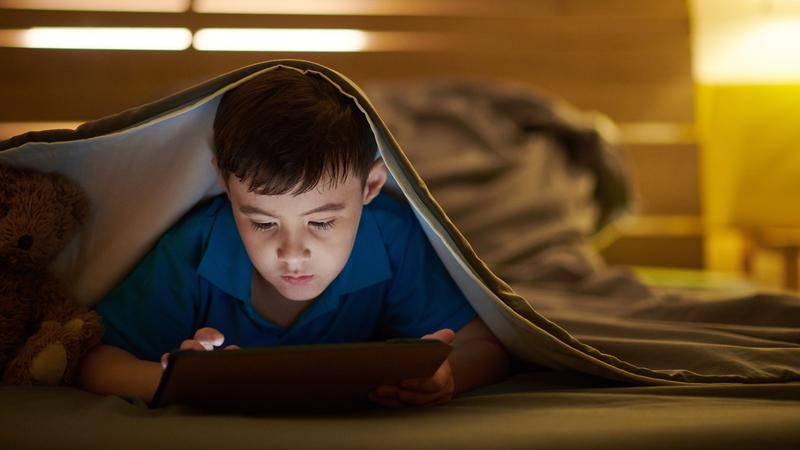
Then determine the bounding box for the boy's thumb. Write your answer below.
[421,328,456,344]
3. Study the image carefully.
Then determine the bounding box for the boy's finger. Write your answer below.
[400,376,439,393]
[194,327,225,348]
[420,328,455,344]
[180,339,207,352]
[402,361,451,392]
[160,352,169,369]
[396,388,449,406]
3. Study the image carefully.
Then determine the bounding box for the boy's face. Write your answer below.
[214,159,387,302]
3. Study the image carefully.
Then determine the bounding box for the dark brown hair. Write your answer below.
[213,68,377,195]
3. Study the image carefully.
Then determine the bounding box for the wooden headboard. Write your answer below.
[0,0,700,267]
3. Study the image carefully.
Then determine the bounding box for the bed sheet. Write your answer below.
[1,370,798,450]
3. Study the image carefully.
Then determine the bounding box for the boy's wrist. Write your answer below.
[76,344,164,405]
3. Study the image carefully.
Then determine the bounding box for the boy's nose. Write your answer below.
[277,237,310,262]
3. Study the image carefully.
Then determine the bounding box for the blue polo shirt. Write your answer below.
[95,191,476,362]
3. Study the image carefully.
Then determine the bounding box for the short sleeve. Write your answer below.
[380,212,477,338]
[94,232,201,362]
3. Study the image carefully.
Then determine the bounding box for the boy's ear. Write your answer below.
[362,159,387,205]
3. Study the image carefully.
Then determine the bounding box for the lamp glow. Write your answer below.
[692,0,800,83]
[193,28,368,52]
[0,27,193,51]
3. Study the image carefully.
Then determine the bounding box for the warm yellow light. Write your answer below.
[692,0,800,83]
[193,28,368,52]
[699,18,800,83]
[0,27,193,50]
[0,0,189,12]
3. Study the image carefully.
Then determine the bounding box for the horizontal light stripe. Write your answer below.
[617,122,696,145]
[0,27,446,53]
[0,0,189,12]
[614,215,705,236]
[193,28,449,52]
[0,27,193,50]
[193,28,369,52]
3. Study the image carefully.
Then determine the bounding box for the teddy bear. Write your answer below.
[0,162,104,385]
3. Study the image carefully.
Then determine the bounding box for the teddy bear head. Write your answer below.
[0,164,89,271]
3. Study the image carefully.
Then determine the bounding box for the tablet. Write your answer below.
[150,339,453,412]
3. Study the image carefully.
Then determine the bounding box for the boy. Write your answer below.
[77,68,510,408]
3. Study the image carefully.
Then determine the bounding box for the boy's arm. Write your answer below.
[449,317,511,395]
[76,344,163,404]
[77,328,240,404]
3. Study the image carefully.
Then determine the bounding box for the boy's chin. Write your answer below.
[276,285,324,302]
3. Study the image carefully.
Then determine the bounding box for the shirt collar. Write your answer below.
[197,195,392,309]
[197,196,252,302]
[327,205,393,297]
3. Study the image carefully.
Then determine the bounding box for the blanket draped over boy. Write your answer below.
[1,60,799,385]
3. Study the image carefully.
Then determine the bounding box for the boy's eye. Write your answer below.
[310,220,335,231]
[250,221,276,232]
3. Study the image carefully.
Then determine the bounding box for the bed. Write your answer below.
[1,60,799,449]
[3,370,799,450]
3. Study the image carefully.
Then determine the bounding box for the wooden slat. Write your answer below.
[188,0,691,17]
[0,1,690,21]
[600,234,705,268]
[623,143,700,215]
[0,48,693,122]
[0,0,692,122]
[0,10,691,32]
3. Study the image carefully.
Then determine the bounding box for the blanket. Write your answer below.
[365,79,800,383]
[1,59,799,385]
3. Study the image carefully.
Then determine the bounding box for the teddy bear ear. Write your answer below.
[51,175,90,224]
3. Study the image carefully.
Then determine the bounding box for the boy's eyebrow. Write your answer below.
[239,203,346,217]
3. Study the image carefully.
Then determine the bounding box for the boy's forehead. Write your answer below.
[230,173,362,215]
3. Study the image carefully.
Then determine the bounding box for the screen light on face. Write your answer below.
[0,27,193,51]
[193,28,368,52]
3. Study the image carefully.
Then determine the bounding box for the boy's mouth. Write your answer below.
[282,275,314,285]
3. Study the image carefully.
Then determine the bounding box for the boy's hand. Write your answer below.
[368,328,456,408]
[159,327,240,369]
